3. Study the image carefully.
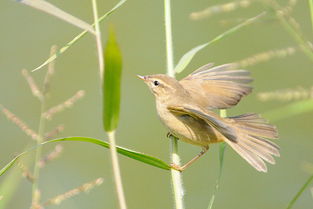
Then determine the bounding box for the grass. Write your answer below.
[1,0,313,208]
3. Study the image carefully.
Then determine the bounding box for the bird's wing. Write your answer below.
[167,105,237,142]
[179,63,253,109]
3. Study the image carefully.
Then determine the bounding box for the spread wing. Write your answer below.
[179,63,253,109]
[167,105,237,142]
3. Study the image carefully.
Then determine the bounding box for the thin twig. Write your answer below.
[21,69,43,100]
[92,0,104,80]
[236,46,296,67]
[44,124,65,140]
[108,131,127,209]
[17,161,35,183]
[190,0,254,20]
[42,90,85,120]
[1,106,40,141]
[38,145,63,168]
[43,45,57,94]
[164,0,175,78]
[44,178,103,206]
[164,0,185,208]
[31,46,57,208]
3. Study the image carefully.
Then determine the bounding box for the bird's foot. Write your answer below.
[170,163,183,172]
[166,132,174,138]
[167,132,180,140]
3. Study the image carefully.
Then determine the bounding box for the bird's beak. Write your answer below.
[136,75,146,81]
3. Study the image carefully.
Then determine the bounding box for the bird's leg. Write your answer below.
[171,146,209,172]
[167,132,178,139]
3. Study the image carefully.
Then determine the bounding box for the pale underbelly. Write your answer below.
[158,111,223,146]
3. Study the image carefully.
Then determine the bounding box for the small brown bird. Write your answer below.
[138,63,279,172]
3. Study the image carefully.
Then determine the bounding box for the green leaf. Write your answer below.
[263,99,313,122]
[32,0,127,72]
[0,167,22,209]
[0,156,23,177]
[103,28,122,132]
[175,43,208,74]
[18,0,95,34]
[286,174,313,209]
[0,137,170,177]
[174,12,266,74]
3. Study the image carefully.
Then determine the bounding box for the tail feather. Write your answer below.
[246,135,280,157]
[225,113,279,172]
[229,113,278,139]
[240,136,276,164]
[228,140,267,172]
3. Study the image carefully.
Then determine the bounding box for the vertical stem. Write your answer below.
[31,97,46,208]
[164,0,175,77]
[31,45,56,208]
[164,0,185,208]
[170,138,185,209]
[91,1,126,209]
[92,0,104,80]
[108,131,127,209]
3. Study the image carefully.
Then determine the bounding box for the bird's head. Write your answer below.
[137,74,183,101]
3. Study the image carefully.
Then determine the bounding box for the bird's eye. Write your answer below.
[153,80,160,86]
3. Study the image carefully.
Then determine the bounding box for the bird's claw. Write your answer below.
[167,132,179,139]
[167,132,174,138]
[170,163,183,172]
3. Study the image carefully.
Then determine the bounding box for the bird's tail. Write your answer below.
[225,113,279,172]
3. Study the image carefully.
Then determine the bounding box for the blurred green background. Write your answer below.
[0,0,313,208]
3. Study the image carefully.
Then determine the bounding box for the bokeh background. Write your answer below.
[0,0,312,208]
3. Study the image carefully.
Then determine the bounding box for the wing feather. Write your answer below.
[180,63,253,109]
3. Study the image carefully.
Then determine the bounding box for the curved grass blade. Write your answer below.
[175,43,208,74]
[263,99,313,122]
[174,12,266,74]
[103,28,122,132]
[32,0,127,72]
[0,155,25,177]
[286,174,313,209]
[0,167,22,209]
[18,0,95,34]
[0,137,170,177]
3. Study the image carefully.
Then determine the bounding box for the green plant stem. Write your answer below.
[91,1,126,208]
[164,0,185,208]
[286,174,313,209]
[108,131,127,209]
[164,0,175,77]
[31,97,47,207]
[91,0,104,80]
[170,138,184,209]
